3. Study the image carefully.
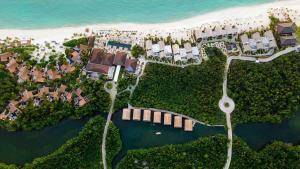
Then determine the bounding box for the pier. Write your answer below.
[122,108,194,131]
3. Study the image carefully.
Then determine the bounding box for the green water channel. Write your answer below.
[0,109,299,167]
[0,118,89,166]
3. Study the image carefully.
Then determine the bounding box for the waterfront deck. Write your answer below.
[164,113,172,125]
[174,116,182,128]
[153,111,161,123]
[184,119,193,131]
[133,109,141,121]
[122,108,131,120]
[122,108,194,132]
[143,110,151,122]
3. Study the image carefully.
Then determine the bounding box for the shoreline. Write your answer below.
[0,0,299,43]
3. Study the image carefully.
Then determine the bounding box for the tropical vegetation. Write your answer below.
[117,134,228,169]
[23,116,121,169]
[63,37,88,48]
[130,48,226,124]
[228,52,300,123]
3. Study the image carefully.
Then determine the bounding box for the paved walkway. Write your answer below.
[101,82,117,169]
[221,46,298,169]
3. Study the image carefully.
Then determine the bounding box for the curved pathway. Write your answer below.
[102,82,117,169]
[221,45,298,169]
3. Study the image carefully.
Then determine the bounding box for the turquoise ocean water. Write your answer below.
[0,0,274,29]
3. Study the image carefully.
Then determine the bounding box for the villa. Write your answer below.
[172,44,181,62]
[47,69,62,80]
[0,52,12,62]
[240,31,277,53]
[277,22,298,47]
[21,90,34,102]
[17,66,30,83]
[6,58,18,73]
[195,25,238,41]
[32,69,46,83]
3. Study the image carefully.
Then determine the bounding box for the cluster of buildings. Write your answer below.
[145,40,200,62]
[0,52,76,83]
[122,108,194,132]
[195,25,239,41]
[239,22,298,54]
[240,30,277,53]
[0,85,87,121]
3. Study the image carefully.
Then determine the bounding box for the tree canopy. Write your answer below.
[130,48,226,124]
[228,52,300,123]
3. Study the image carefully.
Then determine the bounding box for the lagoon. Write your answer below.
[0,118,89,166]
[1,108,300,167]
[0,0,274,29]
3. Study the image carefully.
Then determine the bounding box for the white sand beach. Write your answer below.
[0,0,300,43]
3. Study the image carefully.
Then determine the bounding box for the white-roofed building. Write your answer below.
[164,45,172,57]
[264,30,277,48]
[241,31,277,53]
[145,40,152,51]
[151,44,160,56]
[172,44,181,62]
[184,43,192,54]
[192,47,200,57]
[180,48,187,61]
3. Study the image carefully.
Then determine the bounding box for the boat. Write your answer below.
[155,132,162,135]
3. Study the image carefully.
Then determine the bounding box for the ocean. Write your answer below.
[0,0,274,29]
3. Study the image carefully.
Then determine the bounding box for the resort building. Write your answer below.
[240,31,277,53]
[195,25,238,41]
[124,58,138,74]
[172,44,181,62]
[276,22,298,47]
[86,48,115,79]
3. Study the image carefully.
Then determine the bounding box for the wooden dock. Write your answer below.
[122,108,131,120]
